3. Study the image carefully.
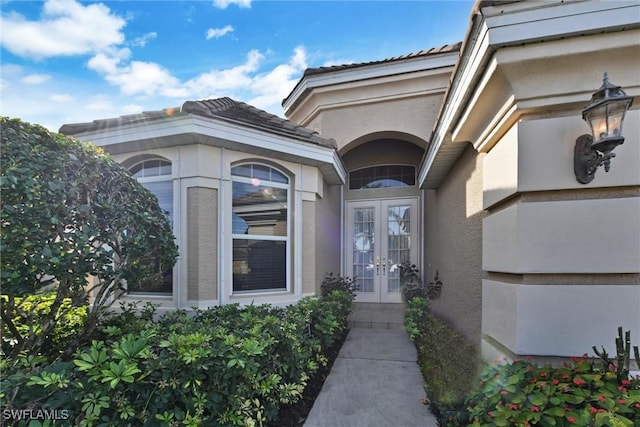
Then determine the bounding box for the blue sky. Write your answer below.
[0,0,473,131]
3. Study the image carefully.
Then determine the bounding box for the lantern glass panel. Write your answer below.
[606,100,631,139]
[585,104,609,144]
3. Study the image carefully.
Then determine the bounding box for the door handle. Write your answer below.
[375,256,380,276]
[382,256,386,275]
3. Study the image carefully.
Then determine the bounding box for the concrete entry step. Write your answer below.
[348,302,406,329]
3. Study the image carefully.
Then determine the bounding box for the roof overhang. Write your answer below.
[419,0,640,189]
[283,48,460,123]
[64,113,346,185]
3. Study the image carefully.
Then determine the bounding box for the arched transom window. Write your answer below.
[349,165,416,190]
[231,163,289,292]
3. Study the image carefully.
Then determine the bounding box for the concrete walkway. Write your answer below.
[303,328,438,427]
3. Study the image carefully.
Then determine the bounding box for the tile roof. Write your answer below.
[301,43,462,77]
[59,97,336,149]
[182,98,336,148]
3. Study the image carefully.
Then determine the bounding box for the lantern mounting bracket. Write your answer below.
[574,134,618,184]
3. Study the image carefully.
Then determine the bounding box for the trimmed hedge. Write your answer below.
[1,289,353,427]
[404,297,481,426]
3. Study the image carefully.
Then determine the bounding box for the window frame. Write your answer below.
[230,162,292,295]
[127,158,174,296]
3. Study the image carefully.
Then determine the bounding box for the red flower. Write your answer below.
[567,416,577,424]
[634,403,640,409]
[598,395,606,402]
[488,411,494,417]
[621,379,631,385]
[531,406,540,412]
[589,407,598,414]
[539,372,548,378]
[573,378,585,386]
[509,404,519,410]
[618,385,627,392]
[500,390,508,395]
[552,379,560,385]
[618,399,626,405]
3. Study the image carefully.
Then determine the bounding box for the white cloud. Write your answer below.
[213,0,251,9]
[184,49,263,95]
[87,48,131,75]
[105,61,186,97]
[21,73,51,85]
[206,25,234,40]
[248,46,307,110]
[132,32,157,48]
[0,0,125,60]
[50,94,74,102]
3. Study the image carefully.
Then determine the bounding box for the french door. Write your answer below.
[346,198,418,303]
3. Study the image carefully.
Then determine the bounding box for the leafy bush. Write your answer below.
[399,262,426,300]
[1,289,353,427]
[466,355,640,426]
[1,293,88,357]
[320,272,358,298]
[1,117,178,360]
[405,299,481,426]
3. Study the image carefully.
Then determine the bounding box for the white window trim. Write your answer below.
[229,165,292,296]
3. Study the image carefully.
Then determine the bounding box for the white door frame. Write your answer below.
[345,197,419,303]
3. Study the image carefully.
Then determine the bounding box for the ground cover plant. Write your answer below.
[466,328,640,427]
[1,286,354,426]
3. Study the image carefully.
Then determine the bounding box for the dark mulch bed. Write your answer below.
[269,328,349,426]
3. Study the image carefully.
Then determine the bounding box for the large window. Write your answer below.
[349,165,415,190]
[231,163,289,292]
[128,159,173,294]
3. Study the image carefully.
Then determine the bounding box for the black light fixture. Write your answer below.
[574,72,633,184]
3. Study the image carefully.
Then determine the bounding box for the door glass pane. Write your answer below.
[387,205,411,293]
[353,207,375,293]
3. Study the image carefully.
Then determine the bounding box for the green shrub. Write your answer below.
[1,293,88,358]
[1,118,178,360]
[1,289,353,427]
[405,300,481,426]
[404,296,430,341]
[466,356,640,426]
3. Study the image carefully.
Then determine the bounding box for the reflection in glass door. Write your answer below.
[346,198,418,303]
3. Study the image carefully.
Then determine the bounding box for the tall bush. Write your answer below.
[0,118,178,360]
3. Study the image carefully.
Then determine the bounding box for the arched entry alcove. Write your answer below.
[341,133,425,304]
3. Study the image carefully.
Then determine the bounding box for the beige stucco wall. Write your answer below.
[313,182,343,294]
[426,145,485,343]
[187,187,218,302]
[310,95,442,151]
[481,108,639,358]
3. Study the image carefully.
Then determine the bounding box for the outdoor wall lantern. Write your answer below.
[574,72,633,184]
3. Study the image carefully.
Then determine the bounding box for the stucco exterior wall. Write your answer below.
[187,187,218,302]
[309,96,441,152]
[481,112,640,358]
[313,182,343,294]
[427,145,485,343]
